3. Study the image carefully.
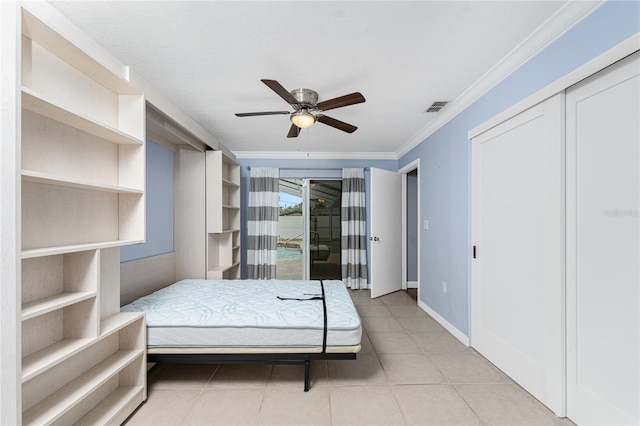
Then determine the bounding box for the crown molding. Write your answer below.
[395,0,604,159]
[469,33,639,140]
[233,150,398,160]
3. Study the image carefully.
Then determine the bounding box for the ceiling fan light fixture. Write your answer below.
[291,110,315,129]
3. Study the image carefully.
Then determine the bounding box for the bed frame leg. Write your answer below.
[304,360,310,392]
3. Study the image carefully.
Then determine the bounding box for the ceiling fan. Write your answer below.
[235,79,365,138]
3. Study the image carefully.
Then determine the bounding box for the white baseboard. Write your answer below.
[417,299,469,346]
[407,281,418,289]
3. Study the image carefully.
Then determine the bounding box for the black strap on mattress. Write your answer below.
[276,296,323,301]
[320,280,327,353]
[277,280,328,353]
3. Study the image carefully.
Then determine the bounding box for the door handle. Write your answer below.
[369,236,380,242]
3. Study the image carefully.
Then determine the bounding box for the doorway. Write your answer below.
[276,178,342,280]
[400,160,420,303]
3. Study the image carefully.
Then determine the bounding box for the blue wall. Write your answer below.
[237,158,397,278]
[398,0,640,337]
[121,140,175,262]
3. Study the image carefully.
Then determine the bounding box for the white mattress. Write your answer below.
[121,279,362,351]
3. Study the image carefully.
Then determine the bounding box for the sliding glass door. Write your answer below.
[308,180,342,279]
[276,179,342,280]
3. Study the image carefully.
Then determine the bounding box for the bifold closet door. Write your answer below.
[471,93,564,415]
[566,51,639,425]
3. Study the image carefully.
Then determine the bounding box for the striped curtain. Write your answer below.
[341,168,368,289]
[247,167,279,279]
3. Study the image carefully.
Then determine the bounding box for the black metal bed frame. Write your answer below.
[147,352,357,391]
[147,280,359,391]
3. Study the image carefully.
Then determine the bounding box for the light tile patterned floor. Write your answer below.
[125,289,574,426]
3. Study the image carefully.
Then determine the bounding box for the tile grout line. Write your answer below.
[179,364,221,425]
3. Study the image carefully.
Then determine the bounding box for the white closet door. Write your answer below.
[566,51,639,426]
[471,93,565,415]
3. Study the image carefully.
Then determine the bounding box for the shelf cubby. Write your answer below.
[21,5,134,95]
[21,182,144,253]
[22,298,99,376]
[22,250,97,306]
[74,385,145,426]
[22,338,94,384]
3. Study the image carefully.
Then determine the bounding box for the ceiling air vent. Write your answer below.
[425,101,449,113]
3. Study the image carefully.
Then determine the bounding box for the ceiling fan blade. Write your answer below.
[316,92,365,112]
[261,79,299,105]
[317,115,357,133]
[287,123,300,138]
[235,111,290,117]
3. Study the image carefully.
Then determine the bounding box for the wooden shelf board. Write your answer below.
[22,169,143,194]
[222,178,240,188]
[22,239,145,259]
[208,262,240,273]
[101,312,145,339]
[22,349,144,426]
[208,265,233,272]
[22,338,94,382]
[22,87,143,146]
[222,204,240,210]
[74,386,145,426]
[210,229,233,235]
[22,291,96,321]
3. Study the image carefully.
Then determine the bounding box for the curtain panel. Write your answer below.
[341,168,368,289]
[247,167,279,279]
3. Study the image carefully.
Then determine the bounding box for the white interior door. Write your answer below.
[471,93,565,415]
[565,51,639,426]
[370,167,402,298]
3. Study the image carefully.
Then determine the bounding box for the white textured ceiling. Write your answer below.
[51,1,579,157]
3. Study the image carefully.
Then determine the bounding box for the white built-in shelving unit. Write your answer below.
[18,3,146,424]
[206,151,241,279]
[175,149,241,280]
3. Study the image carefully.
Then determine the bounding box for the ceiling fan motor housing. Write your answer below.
[290,88,319,108]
